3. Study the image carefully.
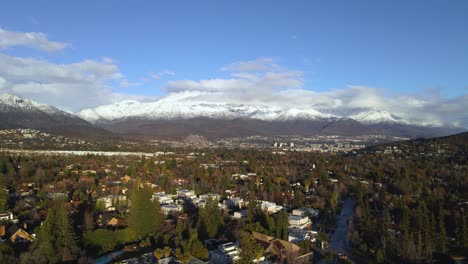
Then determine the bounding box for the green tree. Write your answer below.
[330,191,339,211]
[236,231,264,264]
[163,246,171,258]
[275,210,289,241]
[462,213,468,248]
[375,248,384,263]
[186,230,208,260]
[437,207,448,253]
[128,184,164,239]
[153,248,163,260]
[0,182,7,213]
[198,198,223,239]
[29,200,78,263]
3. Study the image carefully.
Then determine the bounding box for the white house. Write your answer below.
[259,200,283,214]
[152,192,174,204]
[288,229,317,243]
[0,212,18,223]
[292,208,319,218]
[177,189,196,199]
[224,198,244,209]
[288,214,312,229]
[161,204,183,214]
[97,195,127,209]
[199,193,220,202]
[210,242,240,264]
[232,210,247,219]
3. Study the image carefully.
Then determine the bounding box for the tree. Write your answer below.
[275,210,289,241]
[437,207,448,254]
[128,183,164,239]
[237,231,264,264]
[153,248,163,260]
[376,248,384,264]
[462,213,468,248]
[28,200,78,263]
[163,246,171,258]
[330,191,339,211]
[198,198,223,239]
[0,182,7,213]
[186,230,208,260]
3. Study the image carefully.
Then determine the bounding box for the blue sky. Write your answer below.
[0,0,467,126]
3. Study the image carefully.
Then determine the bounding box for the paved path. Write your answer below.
[329,197,355,255]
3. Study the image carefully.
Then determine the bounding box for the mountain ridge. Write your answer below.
[1,93,464,140]
[0,93,115,140]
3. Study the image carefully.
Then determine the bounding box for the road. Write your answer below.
[329,197,355,256]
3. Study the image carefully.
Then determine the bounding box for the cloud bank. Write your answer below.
[163,58,467,127]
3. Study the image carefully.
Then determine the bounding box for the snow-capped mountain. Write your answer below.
[0,93,112,139]
[0,93,66,115]
[347,109,408,124]
[78,100,336,123]
[1,93,462,140]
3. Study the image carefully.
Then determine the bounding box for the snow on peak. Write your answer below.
[348,109,408,124]
[77,95,334,123]
[0,93,61,115]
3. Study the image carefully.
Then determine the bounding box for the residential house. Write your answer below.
[252,231,313,264]
[259,200,283,214]
[210,242,240,264]
[224,198,244,209]
[177,189,196,200]
[1,225,36,245]
[288,214,312,229]
[152,192,175,204]
[292,208,319,218]
[161,204,183,214]
[288,229,317,243]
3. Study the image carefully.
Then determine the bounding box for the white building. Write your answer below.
[288,214,312,229]
[199,193,220,202]
[259,200,283,214]
[288,229,317,243]
[0,211,18,223]
[177,189,196,199]
[97,195,127,210]
[152,192,174,204]
[224,198,244,209]
[292,208,319,218]
[210,242,240,264]
[161,204,183,214]
[232,210,247,219]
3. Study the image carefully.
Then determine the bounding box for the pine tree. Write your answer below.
[437,207,448,254]
[275,210,288,240]
[128,183,164,239]
[30,200,78,263]
[462,213,468,248]
[237,232,264,264]
[0,182,7,213]
[186,230,208,260]
[198,197,223,239]
[56,201,79,262]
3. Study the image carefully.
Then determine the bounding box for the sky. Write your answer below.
[0,0,467,127]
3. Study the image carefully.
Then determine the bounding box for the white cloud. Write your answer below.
[119,79,142,88]
[149,70,175,80]
[0,53,144,111]
[0,27,68,52]
[161,58,468,127]
[221,58,283,72]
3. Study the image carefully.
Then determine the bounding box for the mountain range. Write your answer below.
[0,93,464,140]
[0,94,112,140]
